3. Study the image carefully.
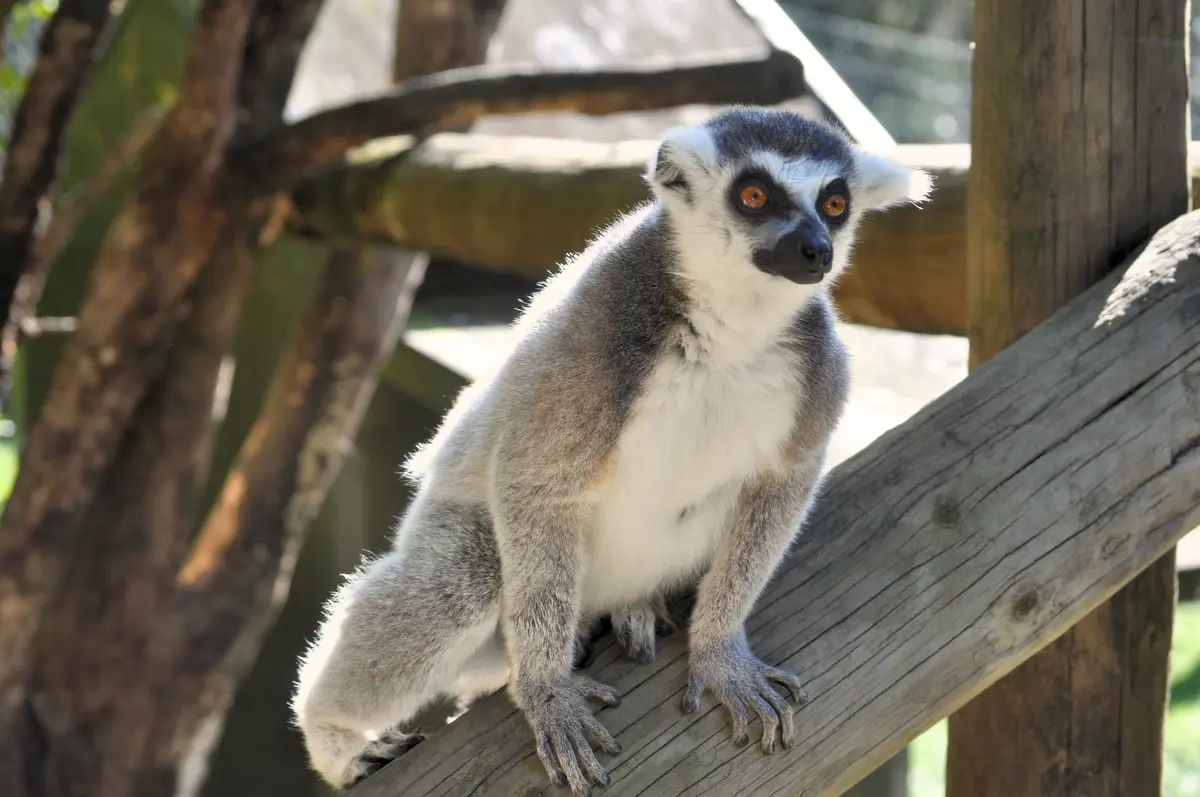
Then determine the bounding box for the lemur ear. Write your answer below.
[645,125,717,201]
[850,147,934,210]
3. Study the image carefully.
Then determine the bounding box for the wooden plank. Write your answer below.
[945,1,1190,796]
[844,750,907,797]
[347,205,1200,797]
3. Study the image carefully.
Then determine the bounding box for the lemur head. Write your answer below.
[645,106,932,290]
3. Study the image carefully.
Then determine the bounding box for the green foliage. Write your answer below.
[0,0,59,145]
[0,431,17,504]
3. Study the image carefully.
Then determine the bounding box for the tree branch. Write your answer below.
[170,247,419,766]
[234,0,327,141]
[297,136,1200,336]
[0,0,112,349]
[0,0,18,55]
[393,0,508,81]
[241,48,807,189]
[348,210,1200,797]
[131,5,510,784]
[0,100,170,413]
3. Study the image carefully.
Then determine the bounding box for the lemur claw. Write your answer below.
[344,728,426,787]
[517,674,622,797]
[612,600,675,663]
[682,635,807,754]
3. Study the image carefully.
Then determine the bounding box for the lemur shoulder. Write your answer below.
[292,106,932,797]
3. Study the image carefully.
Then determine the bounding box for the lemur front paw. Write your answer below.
[345,727,426,787]
[514,674,623,797]
[682,634,808,754]
[612,601,676,663]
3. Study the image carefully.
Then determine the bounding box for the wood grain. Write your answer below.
[294,135,969,335]
[293,134,1200,336]
[947,2,1190,795]
[346,205,1200,797]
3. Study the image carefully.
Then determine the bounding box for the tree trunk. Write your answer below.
[1,1,324,797]
[0,1,260,789]
[945,1,1190,795]
[0,0,112,348]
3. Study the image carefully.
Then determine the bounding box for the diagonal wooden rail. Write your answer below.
[348,209,1200,797]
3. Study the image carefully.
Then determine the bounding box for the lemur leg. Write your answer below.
[450,627,512,716]
[292,503,503,789]
[611,593,676,663]
[571,595,677,669]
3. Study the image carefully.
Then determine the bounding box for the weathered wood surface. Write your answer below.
[347,207,1200,797]
[294,135,968,335]
[946,1,1190,794]
[294,134,1200,336]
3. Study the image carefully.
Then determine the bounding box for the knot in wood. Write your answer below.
[1011,590,1040,621]
[933,496,962,528]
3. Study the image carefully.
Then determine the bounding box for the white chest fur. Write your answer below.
[580,340,801,612]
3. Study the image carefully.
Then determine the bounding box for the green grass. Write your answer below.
[1168,602,1200,797]
[0,434,17,503]
[908,601,1200,797]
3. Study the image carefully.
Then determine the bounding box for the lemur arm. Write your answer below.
[689,451,825,649]
[493,490,586,688]
[491,432,622,795]
[680,450,825,751]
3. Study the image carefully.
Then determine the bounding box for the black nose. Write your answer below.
[801,236,832,268]
[754,221,833,285]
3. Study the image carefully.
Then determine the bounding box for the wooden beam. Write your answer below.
[347,206,1200,797]
[293,135,969,335]
[946,1,1190,796]
[292,135,1200,337]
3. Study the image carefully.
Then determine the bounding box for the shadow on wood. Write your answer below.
[345,208,1200,796]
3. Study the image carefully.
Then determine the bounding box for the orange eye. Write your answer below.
[823,194,847,217]
[740,184,769,209]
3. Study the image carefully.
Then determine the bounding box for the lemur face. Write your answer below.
[646,107,932,287]
[724,163,851,285]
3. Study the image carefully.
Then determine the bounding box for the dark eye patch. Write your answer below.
[816,177,851,225]
[728,169,795,220]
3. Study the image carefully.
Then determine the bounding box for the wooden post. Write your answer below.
[845,749,907,797]
[946,1,1190,795]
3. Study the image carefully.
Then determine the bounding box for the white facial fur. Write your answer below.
[644,122,933,303]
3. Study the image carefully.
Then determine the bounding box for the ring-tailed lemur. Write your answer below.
[292,106,932,796]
